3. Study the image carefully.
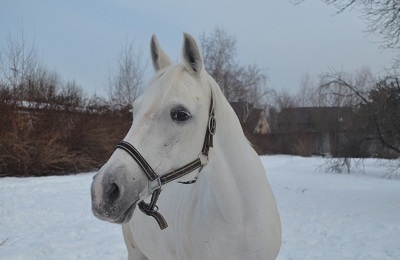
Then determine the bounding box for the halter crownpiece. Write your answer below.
[115,94,215,230]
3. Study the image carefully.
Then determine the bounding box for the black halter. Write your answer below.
[115,95,216,230]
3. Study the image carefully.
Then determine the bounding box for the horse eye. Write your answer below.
[171,107,191,122]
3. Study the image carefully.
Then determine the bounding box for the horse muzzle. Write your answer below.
[90,169,146,224]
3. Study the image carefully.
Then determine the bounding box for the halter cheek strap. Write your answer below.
[115,94,215,230]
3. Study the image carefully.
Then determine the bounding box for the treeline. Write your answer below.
[0,84,131,177]
[258,69,400,161]
[0,32,131,177]
[0,81,132,176]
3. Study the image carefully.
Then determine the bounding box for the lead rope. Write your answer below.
[138,189,168,229]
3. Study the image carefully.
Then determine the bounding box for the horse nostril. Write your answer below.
[108,183,120,204]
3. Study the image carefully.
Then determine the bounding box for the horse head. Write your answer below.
[91,33,214,224]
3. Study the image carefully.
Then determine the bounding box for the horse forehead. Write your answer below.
[149,66,208,100]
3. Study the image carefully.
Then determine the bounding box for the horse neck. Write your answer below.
[197,81,268,223]
[210,79,257,163]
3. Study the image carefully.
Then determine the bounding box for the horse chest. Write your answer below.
[130,184,266,259]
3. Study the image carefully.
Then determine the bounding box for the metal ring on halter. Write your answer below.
[146,204,159,213]
[149,176,162,193]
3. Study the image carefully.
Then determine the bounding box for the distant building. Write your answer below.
[230,102,270,135]
[277,107,352,133]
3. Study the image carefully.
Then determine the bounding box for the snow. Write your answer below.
[1,155,399,259]
[266,156,400,259]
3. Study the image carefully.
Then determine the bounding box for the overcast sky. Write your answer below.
[1,0,395,97]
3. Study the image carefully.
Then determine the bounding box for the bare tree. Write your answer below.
[274,89,299,110]
[318,67,374,107]
[0,28,38,92]
[107,40,145,108]
[0,28,68,103]
[200,28,237,97]
[361,76,400,156]
[58,80,86,108]
[200,28,270,107]
[239,64,269,104]
[318,68,400,173]
[296,73,320,107]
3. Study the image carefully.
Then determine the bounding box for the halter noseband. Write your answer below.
[115,94,216,230]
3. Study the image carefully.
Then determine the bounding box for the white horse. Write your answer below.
[91,33,281,259]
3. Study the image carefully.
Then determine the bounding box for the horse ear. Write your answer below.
[182,33,203,74]
[151,35,172,71]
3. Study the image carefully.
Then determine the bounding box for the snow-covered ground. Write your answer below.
[1,155,399,259]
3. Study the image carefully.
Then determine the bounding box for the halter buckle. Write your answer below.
[208,115,216,136]
[149,176,162,193]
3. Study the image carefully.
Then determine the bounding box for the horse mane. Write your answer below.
[205,73,246,141]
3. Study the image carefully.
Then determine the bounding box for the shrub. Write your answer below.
[0,96,131,177]
[291,135,314,157]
